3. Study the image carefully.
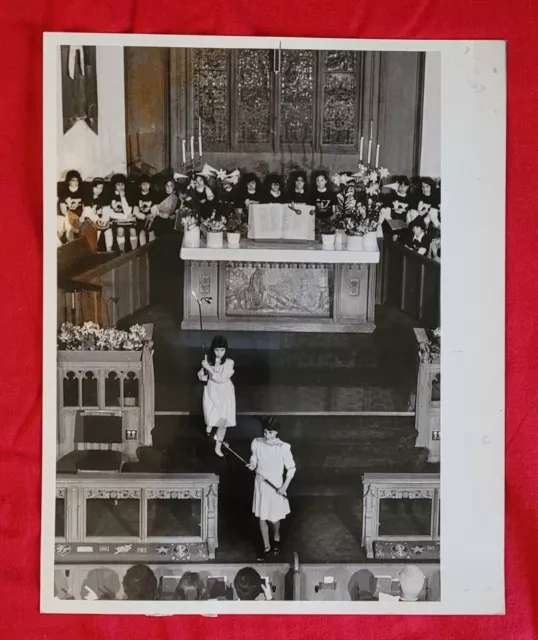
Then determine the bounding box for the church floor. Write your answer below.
[114,245,437,563]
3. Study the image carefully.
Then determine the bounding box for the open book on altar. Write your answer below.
[247,203,316,241]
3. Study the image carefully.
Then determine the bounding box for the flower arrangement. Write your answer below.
[179,212,199,231]
[226,210,243,234]
[58,322,147,351]
[203,212,227,233]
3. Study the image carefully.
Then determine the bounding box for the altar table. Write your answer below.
[180,239,380,333]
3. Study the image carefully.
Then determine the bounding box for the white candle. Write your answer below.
[198,117,201,136]
[375,144,380,169]
[367,139,372,164]
[190,136,194,161]
[182,140,186,164]
[359,136,364,161]
[370,120,373,139]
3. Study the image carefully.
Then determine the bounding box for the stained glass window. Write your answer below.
[280,50,315,144]
[192,49,229,146]
[322,51,358,145]
[237,50,272,144]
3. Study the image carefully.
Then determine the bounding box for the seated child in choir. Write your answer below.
[406,216,432,256]
[82,177,113,252]
[380,175,413,241]
[151,177,180,237]
[218,172,239,220]
[57,169,85,243]
[238,172,262,212]
[309,170,337,231]
[187,174,215,222]
[133,175,156,245]
[262,173,287,204]
[287,170,310,204]
[407,177,441,229]
[110,173,137,252]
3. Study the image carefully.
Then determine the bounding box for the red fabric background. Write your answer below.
[0,1,530,637]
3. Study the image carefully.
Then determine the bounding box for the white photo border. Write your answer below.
[42,33,506,615]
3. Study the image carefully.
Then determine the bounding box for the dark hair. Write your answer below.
[395,175,410,186]
[173,572,209,601]
[208,335,228,366]
[234,567,263,601]
[310,170,330,196]
[111,173,128,188]
[420,177,435,189]
[241,172,261,190]
[92,177,105,186]
[262,416,280,433]
[411,216,426,231]
[287,170,308,194]
[65,169,82,183]
[122,564,157,600]
[348,570,376,601]
[139,175,152,186]
[264,173,284,191]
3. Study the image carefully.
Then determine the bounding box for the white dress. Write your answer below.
[201,358,236,428]
[250,437,295,523]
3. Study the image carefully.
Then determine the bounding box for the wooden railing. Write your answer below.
[378,239,440,328]
[57,240,151,328]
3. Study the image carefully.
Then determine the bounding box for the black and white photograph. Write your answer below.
[42,34,505,614]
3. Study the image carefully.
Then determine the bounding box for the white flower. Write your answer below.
[366,184,380,196]
[379,167,390,179]
[368,171,378,183]
[216,169,227,182]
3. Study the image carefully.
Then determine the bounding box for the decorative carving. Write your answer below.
[280,50,315,144]
[378,489,434,499]
[146,489,202,500]
[56,488,67,499]
[322,51,357,145]
[349,278,360,297]
[85,488,141,499]
[199,273,211,295]
[192,49,228,145]
[237,50,272,144]
[225,264,333,317]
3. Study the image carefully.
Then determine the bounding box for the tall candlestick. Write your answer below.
[359,136,364,162]
[370,120,373,139]
[198,117,201,136]
[190,136,194,161]
[198,135,203,158]
[375,144,380,169]
[367,139,372,164]
[182,140,186,164]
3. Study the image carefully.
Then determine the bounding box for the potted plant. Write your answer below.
[362,213,379,251]
[344,215,366,251]
[203,212,227,248]
[57,322,148,363]
[319,218,336,247]
[226,210,243,247]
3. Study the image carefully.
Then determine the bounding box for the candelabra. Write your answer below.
[182,156,205,176]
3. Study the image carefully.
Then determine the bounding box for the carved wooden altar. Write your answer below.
[55,473,219,562]
[414,328,440,463]
[180,240,379,333]
[362,473,440,560]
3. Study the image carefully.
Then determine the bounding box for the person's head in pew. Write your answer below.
[122,564,158,600]
[234,567,263,601]
[347,569,377,601]
[173,572,209,601]
[398,565,426,602]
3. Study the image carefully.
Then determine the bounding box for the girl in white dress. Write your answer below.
[247,418,296,560]
[198,335,236,457]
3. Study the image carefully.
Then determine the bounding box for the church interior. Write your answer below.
[54,44,441,603]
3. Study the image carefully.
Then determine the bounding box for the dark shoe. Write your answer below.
[256,548,272,562]
[271,542,281,555]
